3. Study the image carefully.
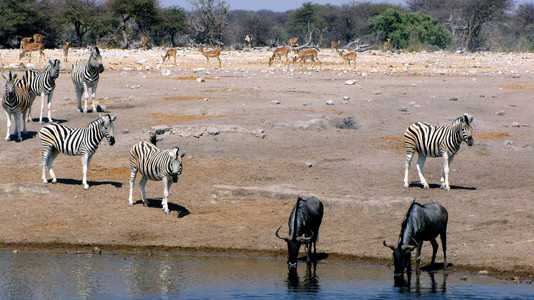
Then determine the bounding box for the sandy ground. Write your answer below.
[0,47,533,281]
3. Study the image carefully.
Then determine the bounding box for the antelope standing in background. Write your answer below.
[293,48,321,67]
[289,37,299,47]
[62,42,71,62]
[268,46,290,66]
[162,49,177,65]
[384,38,391,51]
[199,46,222,68]
[338,49,356,68]
[140,35,150,50]
[19,42,45,63]
[331,40,341,53]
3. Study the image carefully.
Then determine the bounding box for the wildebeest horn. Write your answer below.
[401,244,416,252]
[296,232,314,243]
[383,240,395,250]
[275,226,290,241]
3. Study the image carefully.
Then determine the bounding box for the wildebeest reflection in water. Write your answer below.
[286,262,320,294]
[395,270,448,295]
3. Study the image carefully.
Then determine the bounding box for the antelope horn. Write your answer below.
[383,240,395,250]
[275,226,290,241]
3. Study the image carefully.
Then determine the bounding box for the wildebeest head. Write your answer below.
[461,113,474,146]
[99,114,117,145]
[276,226,313,268]
[169,147,185,183]
[89,46,104,73]
[383,241,416,275]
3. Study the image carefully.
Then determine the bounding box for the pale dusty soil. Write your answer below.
[0,47,533,280]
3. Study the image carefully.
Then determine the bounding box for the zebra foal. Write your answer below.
[40,114,117,190]
[2,71,31,142]
[403,113,474,191]
[25,59,61,124]
[72,46,104,113]
[129,134,185,214]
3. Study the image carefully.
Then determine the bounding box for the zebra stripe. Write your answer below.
[40,114,117,190]
[128,135,185,214]
[403,114,474,190]
[25,59,61,124]
[71,46,104,113]
[2,71,32,141]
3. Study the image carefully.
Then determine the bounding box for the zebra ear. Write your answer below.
[111,114,117,122]
[180,150,186,158]
[169,148,179,158]
[2,73,7,80]
[463,113,473,125]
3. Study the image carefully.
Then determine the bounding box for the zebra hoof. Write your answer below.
[84,186,90,190]
[128,203,133,207]
[52,179,57,184]
[164,210,170,215]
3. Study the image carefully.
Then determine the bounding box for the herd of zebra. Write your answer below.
[2,46,475,216]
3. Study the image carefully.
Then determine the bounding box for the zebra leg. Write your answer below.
[82,82,90,113]
[162,178,172,214]
[128,167,138,207]
[140,176,149,207]
[404,150,415,188]
[91,82,98,112]
[5,111,11,141]
[440,154,454,191]
[14,110,22,142]
[75,85,84,112]
[47,92,53,123]
[415,154,429,189]
[44,148,59,184]
[81,153,92,190]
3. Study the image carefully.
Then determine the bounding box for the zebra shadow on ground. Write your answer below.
[29,118,68,124]
[132,199,191,218]
[53,178,122,188]
[408,182,476,190]
[6,131,38,142]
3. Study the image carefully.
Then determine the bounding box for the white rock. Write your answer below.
[196,78,205,83]
[326,100,335,105]
[345,80,356,85]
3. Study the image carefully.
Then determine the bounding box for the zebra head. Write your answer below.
[89,46,104,74]
[47,59,61,80]
[2,71,17,99]
[168,147,185,183]
[460,113,474,146]
[99,114,117,146]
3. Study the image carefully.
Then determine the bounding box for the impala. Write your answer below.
[162,48,177,65]
[62,42,71,62]
[331,40,341,53]
[33,33,44,43]
[19,42,45,63]
[20,37,32,53]
[268,47,290,66]
[384,38,391,51]
[338,49,356,68]
[293,48,321,67]
[199,46,222,68]
[289,37,299,47]
[140,35,150,50]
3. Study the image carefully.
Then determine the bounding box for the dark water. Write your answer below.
[0,249,532,299]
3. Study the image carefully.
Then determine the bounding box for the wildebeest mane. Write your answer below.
[398,199,418,245]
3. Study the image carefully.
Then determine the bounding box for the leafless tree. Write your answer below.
[188,0,229,46]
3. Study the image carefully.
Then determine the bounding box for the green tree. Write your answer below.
[369,9,451,50]
[157,6,189,47]
[106,0,160,48]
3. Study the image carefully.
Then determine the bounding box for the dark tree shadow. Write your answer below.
[132,198,190,218]
[409,182,476,190]
[53,178,122,188]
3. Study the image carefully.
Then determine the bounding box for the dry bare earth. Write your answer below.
[0,47,533,280]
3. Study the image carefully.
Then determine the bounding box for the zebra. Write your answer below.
[25,59,61,124]
[40,114,117,190]
[2,71,31,142]
[71,46,104,113]
[403,113,474,191]
[129,133,185,214]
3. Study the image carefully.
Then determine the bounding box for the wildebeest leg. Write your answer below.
[415,154,429,189]
[430,238,439,265]
[440,154,454,191]
[128,167,138,206]
[440,232,448,270]
[139,176,148,207]
[415,243,423,271]
[404,150,415,188]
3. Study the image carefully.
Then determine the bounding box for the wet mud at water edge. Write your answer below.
[0,48,533,281]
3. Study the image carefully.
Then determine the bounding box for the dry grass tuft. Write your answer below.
[476,132,510,140]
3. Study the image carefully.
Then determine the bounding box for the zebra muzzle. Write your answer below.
[172,173,179,183]
[109,136,115,145]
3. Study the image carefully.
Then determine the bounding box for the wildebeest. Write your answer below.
[383,199,448,275]
[276,196,324,268]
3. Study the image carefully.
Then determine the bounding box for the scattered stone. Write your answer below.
[328,116,358,130]
[344,80,356,85]
[204,98,209,101]
[196,77,205,83]
[160,69,171,76]
[495,111,505,116]
[343,96,350,100]
[511,122,521,127]
[92,247,102,254]
[374,90,382,95]
[478,270,489,275]
[12,250,17,254]
[398,107,408,112]
[122,129,130,134]
[303,102,312,106]
[326,100,335,105]
[206,126,220,135]
[152,125,170,134]
[305,163,313,168]
[449,97,458,101]
[271,100,281,105]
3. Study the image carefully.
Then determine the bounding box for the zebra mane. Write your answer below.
[149,132,158,146]
[398,199,418,245]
